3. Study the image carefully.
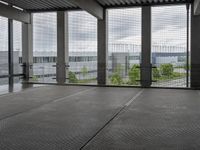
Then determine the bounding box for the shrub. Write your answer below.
[128,64,140,85]
[32,75,38,81]
[152,67,160,79]
[69,71,78,83]
[81,66,88,78]
[160,64,173,76]
[111,72,122,85]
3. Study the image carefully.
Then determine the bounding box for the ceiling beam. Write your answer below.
[194,0,200,15]
[67,0,104,19]
[0,3,30,23]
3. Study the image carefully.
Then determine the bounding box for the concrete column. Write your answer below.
[8,19,14,85]
[97,9,107,85]
[141,6,152,87]
[22,14,33,81]
[57,11,68,84]
[191,4,200,88]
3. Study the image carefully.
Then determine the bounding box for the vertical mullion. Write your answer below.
[186,3,190,88]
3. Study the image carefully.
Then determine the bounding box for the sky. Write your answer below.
[0,5,188,52]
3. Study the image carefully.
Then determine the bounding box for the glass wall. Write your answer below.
[33,13,57,83]
[151,5,188,88]
[0,16,8,86]
[68,11,97,84]
[107,8,141,86]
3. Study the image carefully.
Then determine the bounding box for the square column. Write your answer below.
[191,4,200,88]
[57,11,68,84]
[22,14,33,81]
[141,6,152,87]
[8,19,13,85]
[97,10,107,85]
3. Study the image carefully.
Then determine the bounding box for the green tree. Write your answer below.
[32,75,38,81]
[128,64,140,85]
[110,64,124,85]
[69,71,78,83]
[152,67,160,79]
[111,72,122,85]
[160,64,173,76]
[81,66,88,78]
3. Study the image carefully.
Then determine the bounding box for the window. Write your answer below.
[0,16,8,86]
[33,13,57,83]
[68,11,97,84]
[107,8,141,86]
[151,5,188,88]
[13,20,22,75]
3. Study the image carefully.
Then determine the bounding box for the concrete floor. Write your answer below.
[0,85,200,150]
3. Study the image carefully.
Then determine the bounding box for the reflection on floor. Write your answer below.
[0,83,44,95]
[0,86,199,150]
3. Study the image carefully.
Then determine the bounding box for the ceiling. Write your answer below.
[0,0,193,12]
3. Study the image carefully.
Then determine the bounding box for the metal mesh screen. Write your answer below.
[107,8,141,86]
[68,11,97,85]
[33,13,57,83]
[151,5,188,88]
[13,20,22,83]
[0,16,8,86]
[13,21,22,74]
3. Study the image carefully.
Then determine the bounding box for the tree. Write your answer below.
[110,64,124,85]
[128,64,140,85]
[32,75,38,81]
[81,66,88,78]
[160,64,173,76]
[69,71,78,83]
[111,72,122,85]
[152,67,160,79]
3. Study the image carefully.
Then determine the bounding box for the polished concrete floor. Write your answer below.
[0,85,200,150]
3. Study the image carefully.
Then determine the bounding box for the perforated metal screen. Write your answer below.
[107,8,142,86]
[33,13,57,83]
[151,5,189,88]
[68,11,97,85]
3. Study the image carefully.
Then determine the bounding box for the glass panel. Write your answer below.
[151,5,188,88]
[68,11,97,85]
[13,76,22,84]
[107,8,141,86]
[13,20,22,76]
[0,16,8,76]
[33,13,57,83]
[0,78,9,94]
[0,78,8,86]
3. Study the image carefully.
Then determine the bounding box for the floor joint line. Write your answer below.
[79,89,144,150]
[0,87,96,122]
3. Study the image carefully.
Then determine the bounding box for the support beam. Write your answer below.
[22,15,33,81]
[191,4,200,88]
[141,6,152,87]
[57,11,68,84]
[67,0,103,19]
[0,3,30,23]
[97,10,107,85]
[194,0,200,15]
[8,19,13,85]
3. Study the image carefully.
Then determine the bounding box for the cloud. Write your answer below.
[0,5,187,52]
[152,5,187,32]
[68,11,97,41]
